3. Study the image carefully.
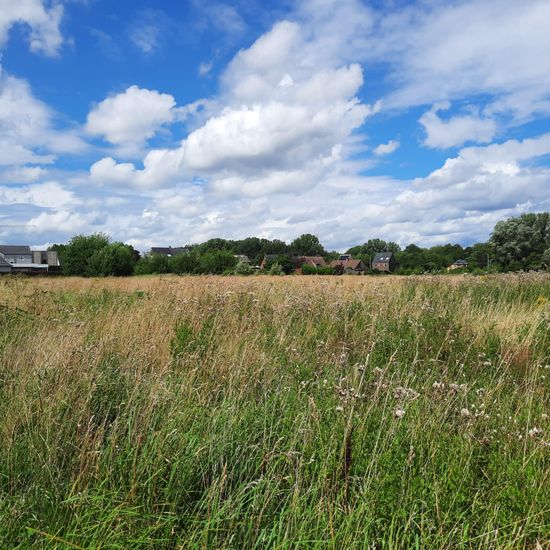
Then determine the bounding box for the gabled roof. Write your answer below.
[453,259,468,265]
[373,252,394,263]
[330,259,364,270]
[0,245,31,255]
[297,256,326,267]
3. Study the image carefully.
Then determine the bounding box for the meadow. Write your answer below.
[0,273,548,549]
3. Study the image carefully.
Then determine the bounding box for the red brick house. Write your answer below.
[372,251,398,272]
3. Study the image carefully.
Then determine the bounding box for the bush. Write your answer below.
[234,261,253,275]
[269,262,284,275]
[87,243,136,277]
[170,253,198,274]
[198,250,237,274]
[301,264,316,275]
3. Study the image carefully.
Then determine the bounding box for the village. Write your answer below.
[0,243,472,275]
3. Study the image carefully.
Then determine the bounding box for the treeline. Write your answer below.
[50,212,550,276]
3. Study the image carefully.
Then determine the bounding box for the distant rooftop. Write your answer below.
[373,252,394,262]
[0,245,31,255]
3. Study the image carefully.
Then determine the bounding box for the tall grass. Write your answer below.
[0,274,548,548]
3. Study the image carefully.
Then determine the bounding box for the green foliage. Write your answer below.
[61,233,110,275]
[199,250,237,274]
[87,243,136,277]
[490,212,550,270]
[301,263,316,275]
[234,261,253,275]
[135,254,171,275]
[169,251,199,274]
[269,262,284,275]
[290,233,326,256]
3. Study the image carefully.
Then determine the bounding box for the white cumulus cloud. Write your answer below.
[420,103,497,149]
[374,140,400,155]
[86,86,180,155]
[0,0,64,56]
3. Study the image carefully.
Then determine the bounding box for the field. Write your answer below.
[0,274,548,548]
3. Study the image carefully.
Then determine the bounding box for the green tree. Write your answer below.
[61,233,110,276]
[290,234,325,256]
[490,213,550,269]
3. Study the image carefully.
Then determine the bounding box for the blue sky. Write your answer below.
[1,0,550,251]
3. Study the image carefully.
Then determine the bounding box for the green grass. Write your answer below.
[0,274,548,548]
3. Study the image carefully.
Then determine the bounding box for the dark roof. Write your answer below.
[453,259,468,265]
[150,246,187,256]
[338,254,352,261]
[373,252,394,263]
[0,245,31,255]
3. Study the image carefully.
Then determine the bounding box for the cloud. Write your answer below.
[127,9,169,54]
[0,166,47,183]
[374,140,400,155]
[86,86,180,155]
[199,62,213,76]
[0,68,88,166]
[0,0,64,55]
[419,103,497,149]
[90,15,378,191]
[369,0,550,123]
[87,133,550,252]
[0,181,76,208]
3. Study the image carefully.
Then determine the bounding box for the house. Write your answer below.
[0,245,49,274]
[0,245,32,264]
[330,256,366,275]
[150,246,188,257]
[0,245,59,274]
[234,254,251,264]
[293,256,327,270]
[372,251,398,272]
[448,259,468,271]
[337,254,352,261]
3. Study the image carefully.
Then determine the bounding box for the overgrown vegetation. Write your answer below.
[0,274,548,548]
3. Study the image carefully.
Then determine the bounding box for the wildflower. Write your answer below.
[335,406,344,413]
[432,381,444,390]
[394,409,405,419]
[528,427,543,438]
[542,413,548,420]
[460,408,471,417]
